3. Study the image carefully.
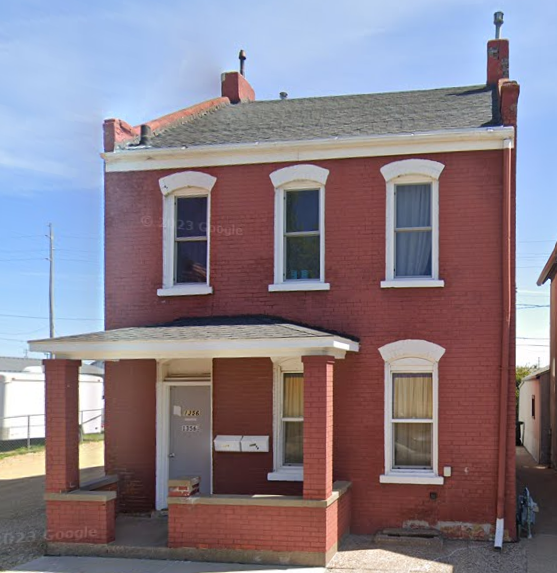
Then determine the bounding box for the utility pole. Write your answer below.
[47,223,55,338]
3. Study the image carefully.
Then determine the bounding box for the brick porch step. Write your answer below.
[375,528,443,548]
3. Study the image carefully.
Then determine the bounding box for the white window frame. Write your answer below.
[157,171,216,297]
[268,165,330,292]
[268,357,304,481]
[378,339,445,485]
[380,159,445,289]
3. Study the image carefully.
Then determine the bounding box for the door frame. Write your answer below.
[155,367,213,510]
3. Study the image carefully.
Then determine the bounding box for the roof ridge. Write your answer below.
[240,84,491,105]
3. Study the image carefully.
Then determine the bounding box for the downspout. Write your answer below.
[494,138,513,549]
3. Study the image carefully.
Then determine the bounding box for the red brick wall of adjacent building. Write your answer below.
[104,149,516,537]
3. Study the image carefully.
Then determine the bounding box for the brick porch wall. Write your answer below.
[46,498,116,544]
[167,486,351,565]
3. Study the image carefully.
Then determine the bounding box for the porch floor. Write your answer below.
[114,514,168,548]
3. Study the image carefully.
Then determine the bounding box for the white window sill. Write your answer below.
[268,282,330,293]
[157,284,213,297]
[267,468,303,482]
[380,279,445,289]
[380,473,444,485]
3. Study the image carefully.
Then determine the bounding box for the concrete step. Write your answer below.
[375,528,443,549]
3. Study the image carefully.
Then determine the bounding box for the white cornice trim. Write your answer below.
[102,127,515,172]
[379,339,445,363]
[269,164,329,187]
[159,170,216,196]
[29,335,360,361]
[380,159,445,181]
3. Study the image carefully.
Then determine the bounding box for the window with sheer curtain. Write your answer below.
[392,373,433,468]
[394,184,432,278]
[282,373,304,465]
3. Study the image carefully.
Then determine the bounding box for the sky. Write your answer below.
[0,0,555,366]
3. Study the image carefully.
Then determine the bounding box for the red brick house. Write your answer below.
[30,20,519,566]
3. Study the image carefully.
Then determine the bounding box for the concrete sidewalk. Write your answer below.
[516,446,557,573]
[10,556,324,573]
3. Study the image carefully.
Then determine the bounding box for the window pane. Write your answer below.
[176,197,207,238]
[393,373,433,419]
[175,241,207,283]
[283,374,303,418]
[286,190,319,233]
[395,184,431,228]
[285,235,320,280]
[284,421,303,464]
[394,423,432,468]
[395,230,432,277]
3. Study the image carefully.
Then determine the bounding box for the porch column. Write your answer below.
[44,359,80,493]
[302,355,334,500]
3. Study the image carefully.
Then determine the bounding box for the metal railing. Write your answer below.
[0,408,104,454]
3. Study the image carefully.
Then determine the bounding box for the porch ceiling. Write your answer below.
[29,315,360,360]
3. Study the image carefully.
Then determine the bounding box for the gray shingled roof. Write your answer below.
[137,85,500,150]
[0,356,42,372]
[30,315,359,345]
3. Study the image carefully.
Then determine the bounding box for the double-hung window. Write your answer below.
[175,196,208,284]
[379,339,445,485]
[158,171,216,297]
[281,373,304,465]
[269,164,330,292]
[380,159,445,288]
[391,372,433,469]
[394,184,432,278]
[284,190,320,281]
[269,362,305,482]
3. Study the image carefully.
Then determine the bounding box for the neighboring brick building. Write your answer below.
[31,17,519,566]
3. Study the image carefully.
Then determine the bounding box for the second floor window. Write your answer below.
[175,196,208,284]
[269,164,330,292]
[394,184,432,278]
[380,159,445,289]
[158,170,216,297]
[284,189,320,281]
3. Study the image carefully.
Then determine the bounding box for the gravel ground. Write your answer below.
[0,442,104,571]
[329,535,527,573]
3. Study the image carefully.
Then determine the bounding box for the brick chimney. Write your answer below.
[221,71,255,104]
[487,11,509,85]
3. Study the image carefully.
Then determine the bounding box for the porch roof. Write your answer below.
[29,315,359,360]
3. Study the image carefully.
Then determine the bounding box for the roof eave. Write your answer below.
[28,335,360,361]
[101,126,515,172]
[537,243,557,286]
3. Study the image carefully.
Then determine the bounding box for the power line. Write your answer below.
[0,312,102,321]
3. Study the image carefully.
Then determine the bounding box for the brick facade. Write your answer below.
[103,147,516,537]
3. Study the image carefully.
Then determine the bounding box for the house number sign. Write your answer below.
[182,424,200,433]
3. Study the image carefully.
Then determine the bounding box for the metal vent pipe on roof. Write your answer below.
[239,50,246,76]
[494,11,504,39]
[138,124,153,146]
